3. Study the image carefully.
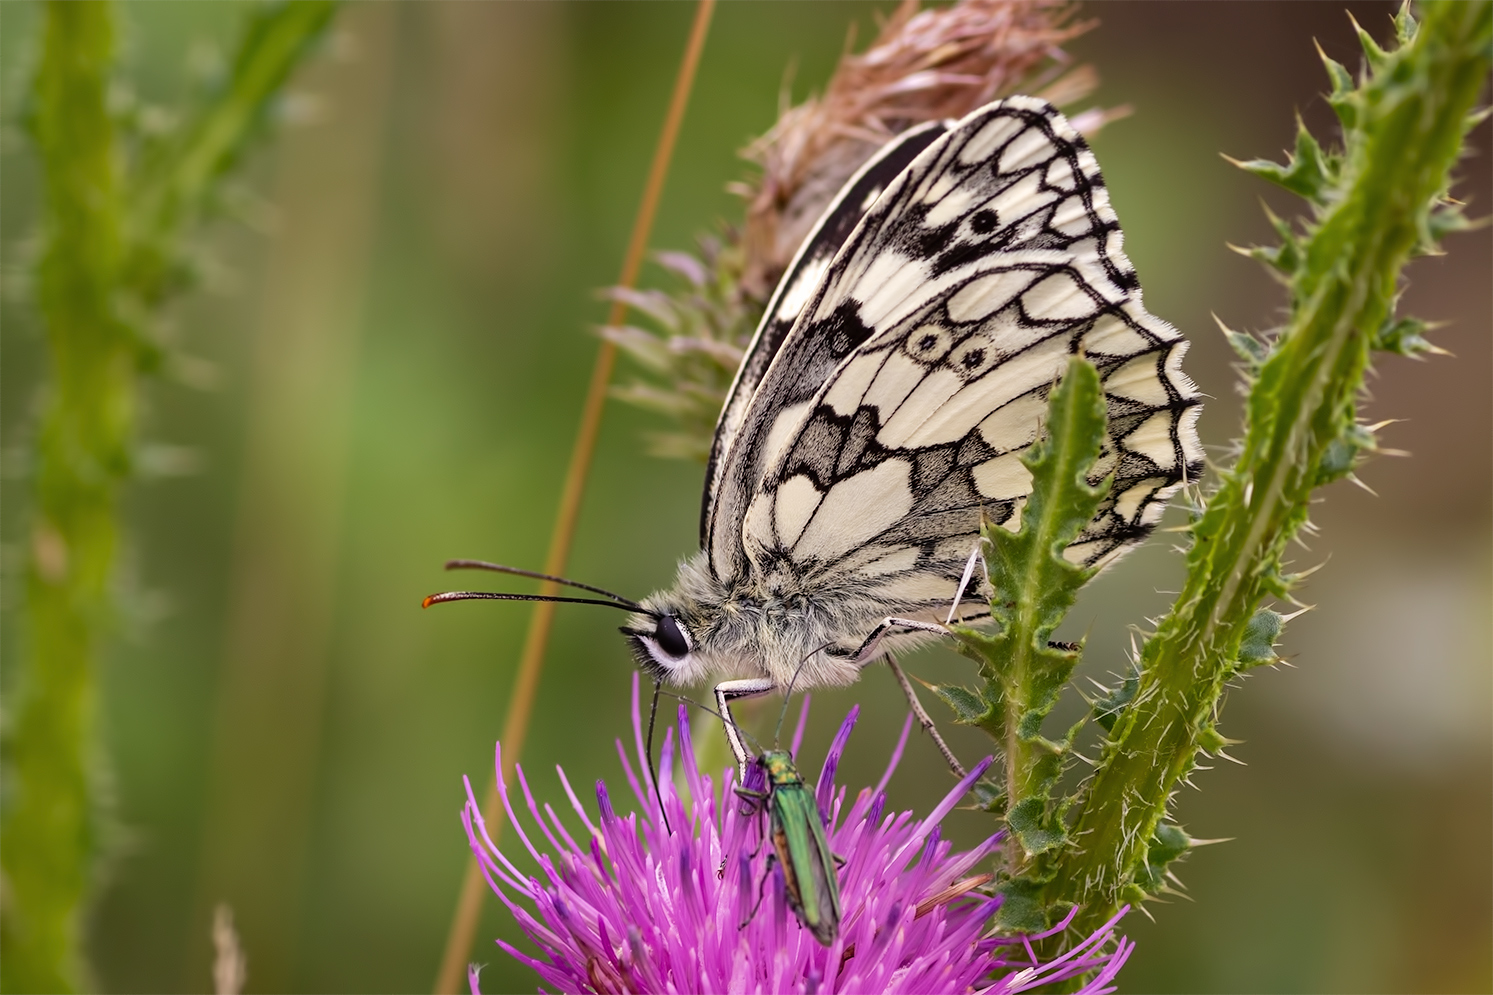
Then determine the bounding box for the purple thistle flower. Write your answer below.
[462,675,1132,994]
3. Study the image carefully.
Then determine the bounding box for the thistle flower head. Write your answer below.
[463,675,1131,994]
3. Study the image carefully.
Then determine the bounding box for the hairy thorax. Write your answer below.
[634,551,888,689]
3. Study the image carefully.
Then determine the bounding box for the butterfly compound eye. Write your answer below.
[655,614,690,659]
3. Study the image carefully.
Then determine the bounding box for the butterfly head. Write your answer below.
[621,594,714,686]
[620,551,739,685]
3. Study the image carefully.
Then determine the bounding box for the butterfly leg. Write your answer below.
[945,541,989,624]
[715,677,776,784]
[848,617,948,666]
[885,653,968,780]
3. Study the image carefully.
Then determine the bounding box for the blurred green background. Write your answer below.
[1,2,1487,992]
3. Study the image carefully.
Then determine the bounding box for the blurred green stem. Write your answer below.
[2,4,124,991]
[1051,0,1492,943]
[1,3,337,990]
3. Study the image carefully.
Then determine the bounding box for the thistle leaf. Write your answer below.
[1235,609,1285,668]
[952,356,1108,894]
[1372,315,1441,356]
[929,683,991,725]
[1233,120,1336,206]
[1008,797,1068,857]
[1091,668,1139,733]
[1319,44,1360,130]
[1129,823,1193,898]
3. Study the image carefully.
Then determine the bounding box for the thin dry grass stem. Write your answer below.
[741,0,1096,298]
[430,3,716,991]
[211,904,246,995]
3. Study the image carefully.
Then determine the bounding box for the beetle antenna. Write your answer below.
[645,681,673,836]
[773,641,834,746]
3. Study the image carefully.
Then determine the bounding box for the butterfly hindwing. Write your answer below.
[710,97,1203,612]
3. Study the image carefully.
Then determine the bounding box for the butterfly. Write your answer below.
[428,97,1203,780]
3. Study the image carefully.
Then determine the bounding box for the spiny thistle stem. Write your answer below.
[1050,0,1492,943]
[3,7,123,990]
[430,4,716,991]
[1,4,337,990]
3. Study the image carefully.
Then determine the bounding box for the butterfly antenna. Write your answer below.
[645,681,673,836]
[444,559,643,610]
[421,590,657,615]
[772,640,835,746]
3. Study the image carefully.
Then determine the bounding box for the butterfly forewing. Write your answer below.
[702,120,950,547]
[710,97,1202,622]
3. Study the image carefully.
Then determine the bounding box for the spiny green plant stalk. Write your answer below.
[1,4,336,990]
[1045,0,1491,944]
[936,357,1107,928]
[3,7,122,990]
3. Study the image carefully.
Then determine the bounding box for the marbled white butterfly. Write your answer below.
[429,97,1203,779]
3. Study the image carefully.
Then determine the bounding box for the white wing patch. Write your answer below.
[775,254,832,325]
[1023,272,1098,321]
[1124,410,1183,468]
[823,352,883,417]
[973,453,1034,501]
[959,114,1025,165]
[987,172,1059,226]
[773,474,822,548]
[947,268,1040,323]
[1084,313,1159,354]
[878,369,966,448]
[863,350,928,422]
[848,252,926,327]
[1107,353,1175,406]
[704,97,1204,627]
[759,400,813,480]
[978,393,1046,453]
[792,459,913,563]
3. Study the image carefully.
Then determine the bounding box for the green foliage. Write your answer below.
[124,0,339,313]
[1124,822,1192,902]
[1090,666,1137,734]
[1035,0,1492,948]
[900,0,1491,963]
[0,4,336,990]
[1235,609,1285,669]
[928,681,990,725]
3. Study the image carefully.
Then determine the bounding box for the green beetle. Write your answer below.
[737,748,842,946]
